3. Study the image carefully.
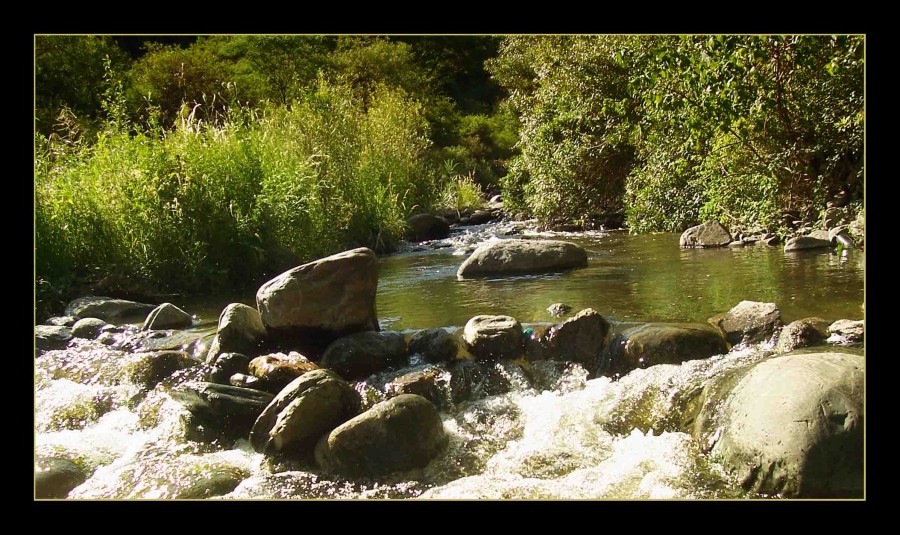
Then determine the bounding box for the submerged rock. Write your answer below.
[710,301,783,346]
[320,331,407,381]
[250,369,359,459]
[775,318,830,353]
[408,328,459,364]
[65,296,156,323]
[142,303,193,330]
[463,315,523,361]
[35,457,88,499]
[205,303,267,364]
[256,247,380,337]
[679,221,732,248]
[126,350,200,389]
[457,239,587,278]
[406,213,451,242]
[35,325,73,351]
[602,322,729,378]
[539,308,610,371]
[546,303,572,317]
[170,382,275,441]
[314,394,448,477]
[704,351,864,498]
[448,359,531,403]
[71,318,109,339]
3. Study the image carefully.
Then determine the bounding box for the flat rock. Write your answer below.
[65,296,157,323]
[784,235,832,252]
[457,239,587,278]
[462,315,523,361]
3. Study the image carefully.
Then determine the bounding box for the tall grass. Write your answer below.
[35,80,436,316]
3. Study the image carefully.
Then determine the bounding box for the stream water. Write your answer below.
[34,221,865,500]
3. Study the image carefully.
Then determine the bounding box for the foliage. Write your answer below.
[437,161,485,213]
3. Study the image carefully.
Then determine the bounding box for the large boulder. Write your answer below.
[35,457,88,499]
[205,303,267,364]
[71,318,110,339]
[602,322,729,378]
[65,296,156,323]
[247,352,320,394]
[249,369,359,459]
[314,394,448,477]
[319,331,407,381]
[35,325,73,351]
[784,235,832,252]
[408,328,459,364]
[256,247,379,338]
[462,315,524,361]
[170,382,274,442]
[406,213,450,242]
[775,317,830,353]
[703,351,864,497]
[679,221,732,248]
[457,239,587,278]
[710,301,783,346]
[142,303,193,330]
[539,308,610,371]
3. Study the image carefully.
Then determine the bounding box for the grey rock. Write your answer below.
[408,328,459,364]
[710,301,783,346]
[776,318,830,353]
[229,373,261,389]
[546,303,572,317]
[602,322,729,378]
[540,308,610,372]
[406,213,451,242]
[256,247,379,335]
[468,209,494,225]
[208,353,250,384]
[314,394,448,477]
[457,239,587,278]
[35,325,73,351]
[704,351,864,497]
[762,235,781,246]
[126,350,200,389]
[35,457,87,499]
[205,303,267,364]
[384,365,449,408]
[170,382,275,441]
[679,221,732,248]
[64,296,156,323]
[728,240,745,248]
[784,235,832,252]
[45,316,79,327]
[320,331,407,381]
[250,369,360,459]
[463,315,524,361]
[143,303,193,330]
[828,319,864,344]
[71,318,109,339]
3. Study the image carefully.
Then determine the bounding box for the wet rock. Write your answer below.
[408,328,459,364]
[546,303,572,317]
[247,352,320,394]
[406,213,451,242]
[457,239,588,278]
[314,394,448,477]
[602,323,728,378]
[256,247,379,338]
[207,353,250,384]
[142,303,193,330]
[229,373,261,389]
[45,316,79,327]
[784,235,832,252]
[463,315,524,361]
[131,329,209,358]
[384,366,449,408]
[828,319,864,344]
[468,209,494,225]
[170,382,275,441]
[35,325,73,351]
[525,360,589,393]
[776,318,830,353]
[250,369,360,459]
[64,296,156,323]
[823,207,851,229]
[539,308,610,371]
[71,318,109,339]
[448,359,530,403]
[35,457,87,499]
[126,350,200,389]
[679,221,732,248]
[205,303,267,364]
[828,226,854,248]
[320,331,407,381]
[710,301,783,346]
[704,351,864,498]
[728,240,745,248]
[762,234,781,246]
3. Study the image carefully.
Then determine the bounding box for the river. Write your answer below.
[34,221,865,499]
